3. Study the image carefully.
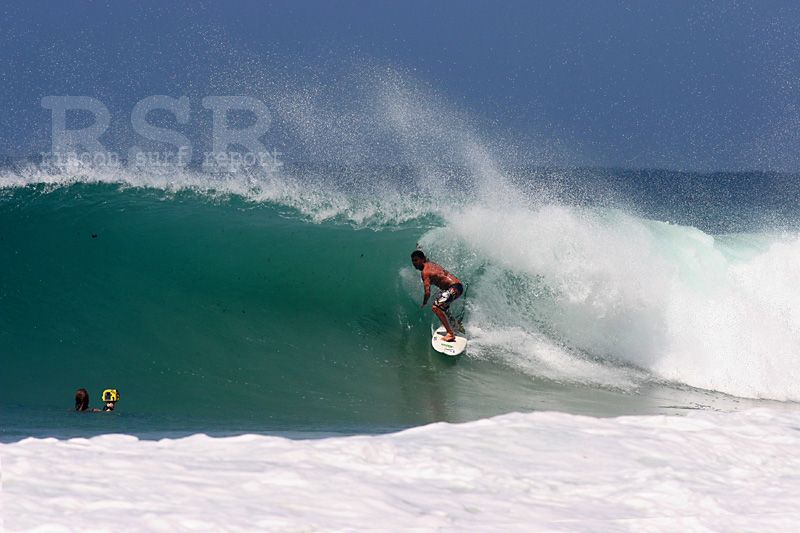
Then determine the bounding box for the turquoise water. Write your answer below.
[2,169,799,440]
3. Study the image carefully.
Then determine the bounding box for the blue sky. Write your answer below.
[2,0,799,171]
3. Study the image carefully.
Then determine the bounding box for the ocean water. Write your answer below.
[3,163,800,433]
[3,163,800,530]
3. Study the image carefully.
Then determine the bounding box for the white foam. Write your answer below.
[426,204,800,401]
[4,409,800,531]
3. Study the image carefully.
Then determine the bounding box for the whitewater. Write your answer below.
[5,409,800,531]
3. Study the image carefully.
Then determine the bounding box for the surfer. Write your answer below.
[411,250,464,342]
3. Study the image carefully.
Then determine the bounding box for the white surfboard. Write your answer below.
[432,326,467,356]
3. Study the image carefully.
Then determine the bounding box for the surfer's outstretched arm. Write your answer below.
[420,273,431,307]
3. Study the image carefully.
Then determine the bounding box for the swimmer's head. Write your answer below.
[75,389,90,411]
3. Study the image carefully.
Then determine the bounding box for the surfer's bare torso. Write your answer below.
[420,261,461,293]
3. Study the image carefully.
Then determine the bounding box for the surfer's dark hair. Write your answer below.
[411,250,425,260]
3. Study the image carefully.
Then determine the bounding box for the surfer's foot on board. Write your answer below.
[441,333,456,342]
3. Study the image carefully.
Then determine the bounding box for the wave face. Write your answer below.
[2,165,800,433]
